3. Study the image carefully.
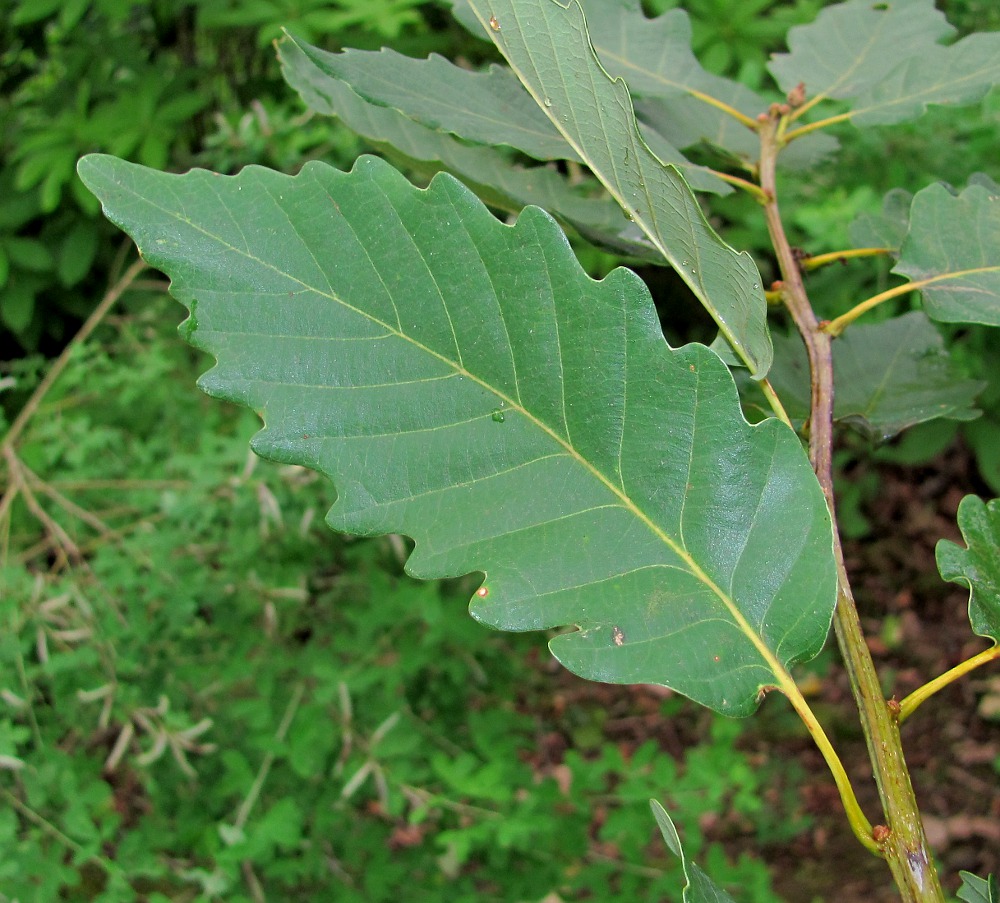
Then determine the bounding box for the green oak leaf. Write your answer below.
[450,0,743,102]
[77,153,836,717]
[852,31,1000,127]
[282,41,577,162]
[650,801,740,903]
[752,313,983,440]
[557,0,767,160]
[958,872,999,903]
[769,0,951,101]
[894,182,1000,327]
[849,176,999,255]
[769,0,1000,127]
[277,35,662,262]
[937,496,1000,643]
[464,0,772,377]
[278,32,729,196]
[451,0,837,169]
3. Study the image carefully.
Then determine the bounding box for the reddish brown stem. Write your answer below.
[757,119,944,903]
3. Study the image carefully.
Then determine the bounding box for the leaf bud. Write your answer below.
[787,82,807,108]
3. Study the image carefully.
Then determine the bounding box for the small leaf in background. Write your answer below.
[252,798,303,854]
[288,712,336,779]
[936,496,1000,643]
[78,152,836,717]
[895,181,1000,326]
[56,221,100,288]
[4,236,54,273]
[769,0,1000,127]
[1,277,39,334]
[650,800,740,903]
[770,0,949,102]
[762,312,984,440]
[958,870,1000,903]
[965,416,1000,496]
[465,0,772,376]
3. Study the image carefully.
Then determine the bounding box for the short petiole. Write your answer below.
[899,646,1000,724]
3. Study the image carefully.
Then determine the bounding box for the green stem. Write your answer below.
[784,111,854,142]
[825,267,998,336]
[899,646,1000,724]
[759,378,794,430]
[802,247,894,272]
[758,120,944,903]
[781,682,879,853]
[824,281,923,335]
[684,86,760,131]
[708,169,769,202]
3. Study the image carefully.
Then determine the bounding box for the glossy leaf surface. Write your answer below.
[464,0,772,377]
[770,0,1000,127]
[937,496,1000,643]
[895,182,1000,327]
[759,313,983,440]
[650,800,739,903]
[78,153,836,717]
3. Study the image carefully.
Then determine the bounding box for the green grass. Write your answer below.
[0,291,794,901]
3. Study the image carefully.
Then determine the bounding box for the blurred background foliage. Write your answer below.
[0,0,483,357]
[0,0,998,900]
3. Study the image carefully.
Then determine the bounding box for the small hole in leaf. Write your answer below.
[871,2,889,9]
